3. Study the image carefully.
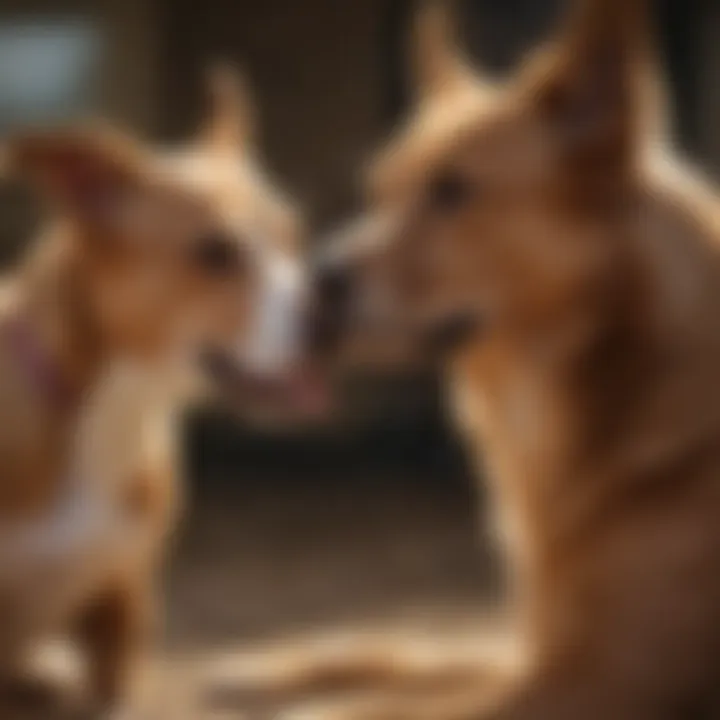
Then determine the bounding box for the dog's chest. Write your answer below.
[0,365,178,635]
[448,359,563,570]
[449,358,557,477]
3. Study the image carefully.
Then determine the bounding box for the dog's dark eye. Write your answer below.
[194,233,243,275]
[427,173,474,213]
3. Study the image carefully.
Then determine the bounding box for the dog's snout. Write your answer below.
[307,257,356,358]
[315,261,353,310]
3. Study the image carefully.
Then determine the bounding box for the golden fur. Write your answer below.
[307,0,720,717]
[0,68,304,715]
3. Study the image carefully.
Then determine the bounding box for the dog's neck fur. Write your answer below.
[12,223,105,406]
[451,155,720,658]
[0,223,185,520]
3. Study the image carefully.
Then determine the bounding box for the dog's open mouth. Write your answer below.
[200,350,331,421]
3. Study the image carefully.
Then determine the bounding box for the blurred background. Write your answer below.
[0,0,717,716]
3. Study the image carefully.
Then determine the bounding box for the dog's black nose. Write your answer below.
[308,258,355,357]
[315,261,353,309]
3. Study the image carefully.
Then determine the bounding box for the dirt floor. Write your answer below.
[2,443,513,720]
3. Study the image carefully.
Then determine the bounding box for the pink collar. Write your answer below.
[4,317,78,412]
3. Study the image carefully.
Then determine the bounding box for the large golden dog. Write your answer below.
[309,0,720,717]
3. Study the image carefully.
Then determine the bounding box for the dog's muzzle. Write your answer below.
[421,310,486,359]
[307,255,357,359]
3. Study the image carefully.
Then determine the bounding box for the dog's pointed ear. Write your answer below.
[199,63,255,153]
[538,0,658,166]
[5,125,146,226]
[412,0,481,103]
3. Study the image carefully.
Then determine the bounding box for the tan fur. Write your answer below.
[309,0,720,717]
[0,68,303,714]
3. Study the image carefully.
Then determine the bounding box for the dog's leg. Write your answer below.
[74,577,157,716]
[285,664,642,720]
[456,664,647,720]
[272,658,516,720]
[75,457,174,717]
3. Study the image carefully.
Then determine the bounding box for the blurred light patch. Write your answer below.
[0,19,100,132]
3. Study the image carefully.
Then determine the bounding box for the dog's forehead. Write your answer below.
[158,150,260,204]
[370,88,502,197]
[371,83,551,200]
[152,150,300,253]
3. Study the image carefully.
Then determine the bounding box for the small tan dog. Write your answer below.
[310,0,720,717]
[0,68,312,716]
